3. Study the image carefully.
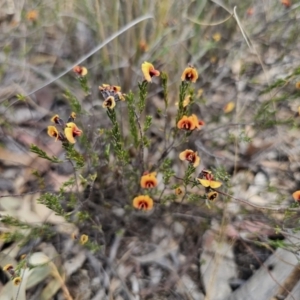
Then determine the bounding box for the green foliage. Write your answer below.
[126,92,139,147]
[176,81,190,125]
[106,108,129,163]
[260,79,287,94]
[183,164,196,186]
[84,240,102,253]
[32,170,46,189]
[30,144,62,163]
[160,158,175,185]
[137,80,148,113]
[161,72,169,108]
[0,231,24,243]
[63,143,85,169]
[37,193,65,216]
[77,76,89,94]
[212,166,231,183]
[143,115,152,132]
[64,90,82,113]
[187,193,201,203]
[76,211,90,222]
[1,215,32,229]
[16,94,26,101]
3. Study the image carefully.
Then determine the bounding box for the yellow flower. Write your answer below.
[64,122,82,144]
[13,277,22,286]
[112,85,121,92]
[73,65,88,77]
[3,264,14,272]
[47,126,64,142]
[80,234,89,245]
[51,114,64,125]
[116,92,125,101]
[190,114,203,130]
[177,115,198,130]
[198,178,222,189]
[292,190,300,202]
[212,32,221,42]
[133,195,154,211]
[141,62,160,82]
[181,66,198,83]
[175,187,183,195]
[67,112,76,123]
[207,191,218,201]
[140,172,158,189]
[26,10,38,21]
[223,102,235,113]
[179,149,200,167]
[102,96,116,109]
[198,169,222,188]
[99,84,111,91]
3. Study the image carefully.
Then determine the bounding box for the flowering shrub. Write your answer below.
[3,57,300,296]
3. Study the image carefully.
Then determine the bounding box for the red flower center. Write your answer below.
[73,128,81,137]
[187,72,192,79]
[187,153,195,162]
[205,173,214,180]
[138,201,148,210]
[183,121,192,129]
[145,181,155,188]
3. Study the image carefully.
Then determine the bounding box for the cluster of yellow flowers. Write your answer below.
[47,112,82,144]
[71,233,89,245]
[99,84,126,109]
[2,264,22,286]
[177,114,205,131]
[131,63,222,211]
[47,62,224,211]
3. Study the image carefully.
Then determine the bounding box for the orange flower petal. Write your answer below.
[223,102,235,113]
[64,122,82,144]
[209,180,222,189]
[177,115,197,130]
[190,114,201,129]
[73,65,88,76]
[181,66,198,83]
[175,187,183,195]
[198,179,211,187]
[133,195,154,211]
[13,277,22,286]
[47,126,59,141]
[292,190,300,202]
[179,149,200,167]
[80,234,89,245]
[26,10,38,21]
[3,264,14,271]
[212,32,221,42]
[140,173,158,189]
[207,191,218,201]
[141,62,160,82]
[102,96,116,109]
[193,155,200,167]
